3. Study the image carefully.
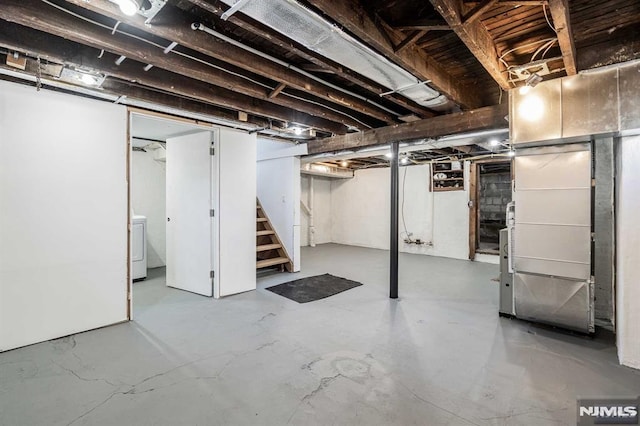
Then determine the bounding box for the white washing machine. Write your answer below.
[132,215,147,281]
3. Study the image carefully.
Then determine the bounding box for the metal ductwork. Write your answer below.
[216,0,451,111]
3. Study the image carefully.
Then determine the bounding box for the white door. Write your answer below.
[166,131,215,296]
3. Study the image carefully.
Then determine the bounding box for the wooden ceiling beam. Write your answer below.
[430,0,511,90]
[183,0,435,119]
[268,82,287,99]
[464,1,548,5]
[61,0,396,125]
[307,103,508,154]
[392,19,451,32]
[305,0,484,109]
[0,0,370,130]
[0,22,347,134]
[548,0,578,75]
[463,0,499,24]
[394,30,427,54]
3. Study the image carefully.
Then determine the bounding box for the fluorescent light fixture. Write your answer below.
[80,73,99,85]
[60,67,105,87]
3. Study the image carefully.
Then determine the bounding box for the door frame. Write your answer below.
[127,108,217,318]
[468,158,513,260]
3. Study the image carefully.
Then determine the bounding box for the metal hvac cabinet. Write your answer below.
[499,228,514,316]
[512,143,594,333]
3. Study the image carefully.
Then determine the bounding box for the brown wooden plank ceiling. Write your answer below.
[0,0,638,155]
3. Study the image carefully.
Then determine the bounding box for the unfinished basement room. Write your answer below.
[1,0,640,425]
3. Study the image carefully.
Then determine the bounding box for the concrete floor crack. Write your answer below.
[54,362,120,387]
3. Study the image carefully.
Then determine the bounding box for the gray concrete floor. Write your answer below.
[1,244,639,426]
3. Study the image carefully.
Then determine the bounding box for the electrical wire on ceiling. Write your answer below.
[37,0,381,130]
[498,37,558,85]
[542,4,558,34]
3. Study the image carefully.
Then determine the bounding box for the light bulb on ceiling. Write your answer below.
[401,157,409,165]
[518,85,531,95]
[114,0,141,16]
[340,160,348,167]
[385,152,393,159]
[489,139,500,147]
[507,150,516,157]
[79,73,98,86]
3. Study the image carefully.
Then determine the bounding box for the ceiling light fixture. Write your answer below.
[489,139,500,147]
[519,72,543,95]
[113,0,142,16]
[60,67,106,87]
[340,160,348,168]
[385,152,393,159]
[401,157,409,165]
[507,150,516,157]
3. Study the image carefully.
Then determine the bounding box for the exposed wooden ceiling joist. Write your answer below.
[548,0,577,75]
[394,30,426,54]
[0,22,346,134]
[304,0,485,109]
[307,103,508,154]
[60,0,397,126]
[391,19,451,32]
[430,0,511,91]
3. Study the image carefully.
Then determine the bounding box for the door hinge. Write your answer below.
[210,147,215,155]
[210,270,215,279]
[210,209,215,217]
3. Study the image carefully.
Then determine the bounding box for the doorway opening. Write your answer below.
[473,161,512,256]
[129,111,216,318]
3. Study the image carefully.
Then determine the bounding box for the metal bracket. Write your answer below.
[210,209,215,217]
[221,0,252,20]
[210,270,215,279]
[380,80,431,97]
[210,147,215,156]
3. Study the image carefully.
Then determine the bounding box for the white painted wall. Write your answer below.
[329,164,470,260]
[0,81,128,351]
[615,135,640,369]
[300,175,332,246]
[130,150,166,268]
[256,138,301,271]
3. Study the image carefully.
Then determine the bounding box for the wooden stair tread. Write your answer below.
[256,217,268,222]
[257,243,282,252]
[257,230,275,236]
[257,257,290,268]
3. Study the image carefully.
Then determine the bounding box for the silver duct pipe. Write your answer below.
[214,0,450,110]
[191,22,402,118]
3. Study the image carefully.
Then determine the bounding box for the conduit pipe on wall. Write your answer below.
[191,23,402,118]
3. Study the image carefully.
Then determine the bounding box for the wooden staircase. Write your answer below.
[256,200,293,271]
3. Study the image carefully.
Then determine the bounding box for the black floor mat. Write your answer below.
[266,273,363,303]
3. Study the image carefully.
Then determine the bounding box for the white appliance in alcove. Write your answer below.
[132,215,147,280]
